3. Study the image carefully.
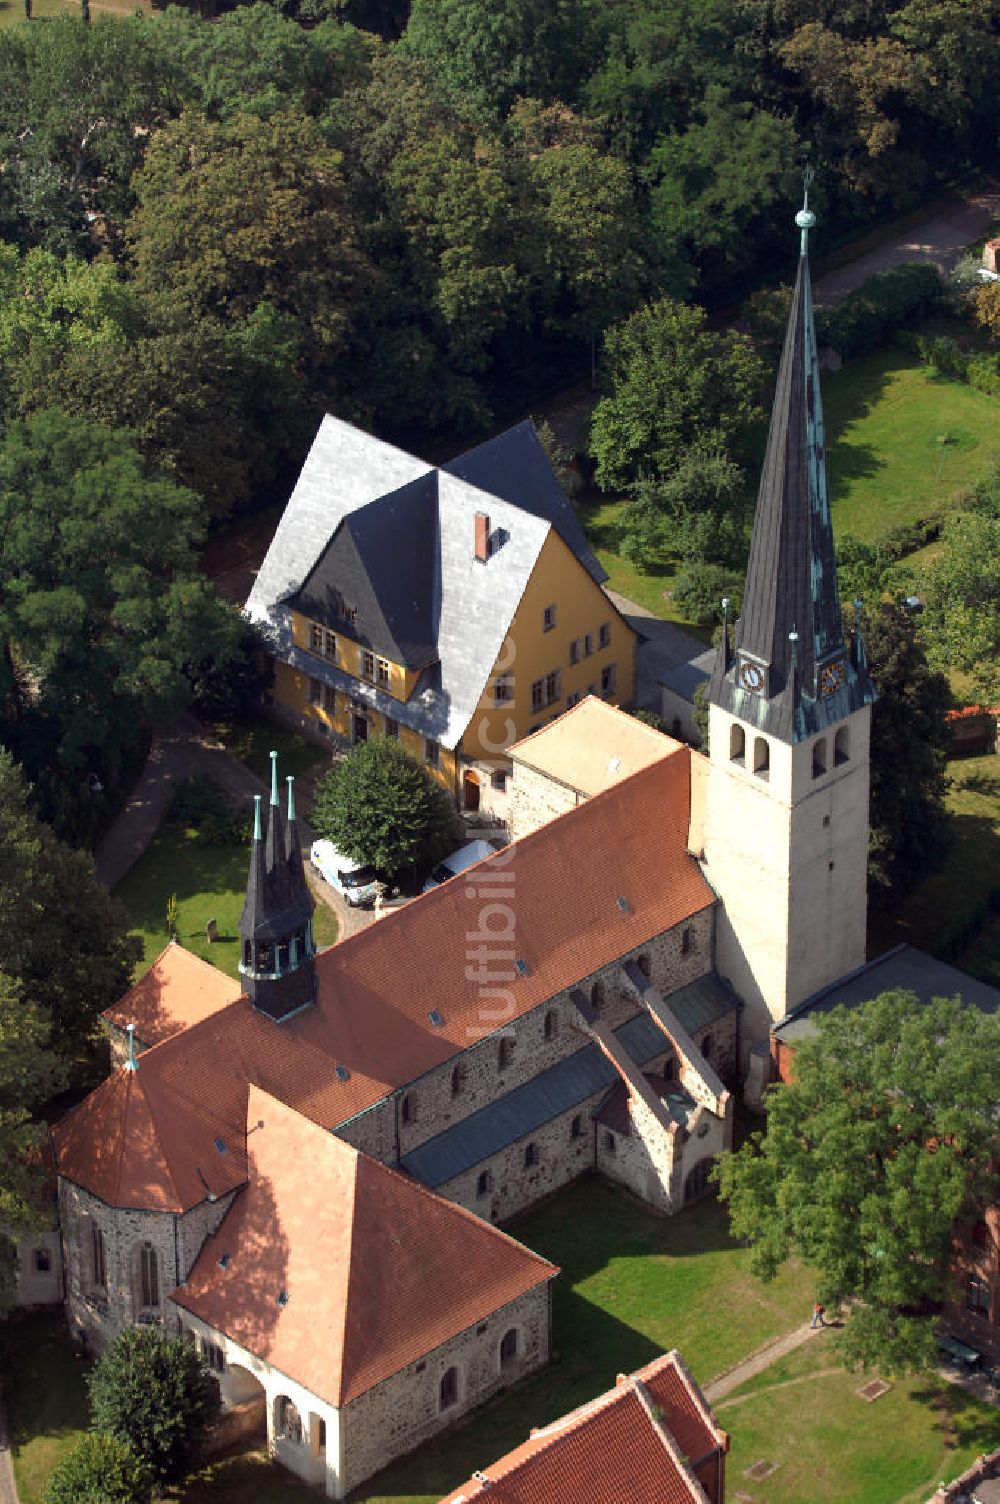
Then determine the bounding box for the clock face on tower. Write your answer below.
[738,659,766,695]
[818,658,846,696]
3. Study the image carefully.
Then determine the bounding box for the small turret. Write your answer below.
[238,753,316,1022]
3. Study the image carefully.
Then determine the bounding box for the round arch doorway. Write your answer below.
[463,769,480,812]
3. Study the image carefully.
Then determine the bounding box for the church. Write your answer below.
[43,198,963,1499]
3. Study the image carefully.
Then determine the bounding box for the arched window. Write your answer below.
[89,1224,106,1291]
[543,1009,557,1041]
[753,737,769,778]
[812,739,827,778]
[498,1037,511,1071]
[451,1065,463,1097]
[570,1115,584,1140]
[524,1142,539,1169]
[401,1092,415,1125]
[603,1132,616,1155]
[681,927,693,956]
[477,1170,493,1198]
[499,1328,518,1368]
[276,1396,302,1443]
[590,980,605,1010]
[138,1243,159,1310]
[684,1159,714,1204]
[637,954,651,980]
[835,726,850,765]
[439,1367,459,1411]
[730,724,746,764]
[701,1033,714,1060]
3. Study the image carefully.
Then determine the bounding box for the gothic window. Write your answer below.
[90,1225,106,1291]
[401,1092,416,1126]
[570,1115,584,1139]
[590,980,605,1010]
[139,1244,159,1310]
[812,738,828,778]
[477,1170,493,1198]
[498,1037,512,1071]
[681,927,693,955]
[499,1328,518,1367]
[753,736,770,778]
[439,1367,459,1411]
[451,1065,463,1097]
[543,1009,557,1040]
[524,1142,539,1169]
[835,726,850,765]
[730,724,745,764]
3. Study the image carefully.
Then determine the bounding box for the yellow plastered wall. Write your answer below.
[273,659,458,797]
[288,614,423,701]
[461,530,636,761]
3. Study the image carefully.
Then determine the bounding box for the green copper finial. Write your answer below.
[269,749,279,806]
[286,775,296,823]
[795,166,816,255]
[253,793,262,841]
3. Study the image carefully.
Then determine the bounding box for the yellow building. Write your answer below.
[247,417,636,819]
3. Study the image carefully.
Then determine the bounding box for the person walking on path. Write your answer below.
[810,1302,826,1329]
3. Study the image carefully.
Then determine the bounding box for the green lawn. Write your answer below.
[869,752,1000,985]
[717,1340,999,1504]
[1,1311,89,1504]
[210,718,327,792]
[578,497,713,640]
[117,821,338,982]
[824,350,1000,541]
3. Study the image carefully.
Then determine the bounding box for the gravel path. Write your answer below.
[703,1322,823,1403]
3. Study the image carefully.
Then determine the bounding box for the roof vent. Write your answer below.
[428,1008,444,1028]
[607,755,621,772]
[515,959,528,977]
[213,1136,227,1155]
[335,1064,350,1082]
[277,1290,289,1308]
[218,1253,231,1270]
[616,896,629,914]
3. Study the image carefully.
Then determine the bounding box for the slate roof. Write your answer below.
[172,1089,556,1408]
[247,416,610,749]
[54,753,716,1213]
[773,943,1000,1045]
[101,942,242,1050]
[660,650,716,703]
[708,216,875,742]
[440,1350,726,1504]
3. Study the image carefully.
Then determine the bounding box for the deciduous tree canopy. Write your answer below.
[312,737,456,879]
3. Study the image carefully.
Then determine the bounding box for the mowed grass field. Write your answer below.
[823,349,1000,541]
[717,1340,999,1504]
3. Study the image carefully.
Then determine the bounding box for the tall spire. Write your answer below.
[708,172,875,741]
[238,755,316,1022]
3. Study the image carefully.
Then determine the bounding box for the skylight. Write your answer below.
[616,896,629,913]
[213,1137,227,1155]
[218,1253,231,1270]
[428,1009,444,1028]
[335,1064,350,1081]
[277,1290,289,1308]
[515,959,528,977]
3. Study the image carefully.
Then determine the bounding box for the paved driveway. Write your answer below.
[607,589,710,713]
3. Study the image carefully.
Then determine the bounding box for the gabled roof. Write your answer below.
[246,415,614,749]
[172,1089,556,1408]
[442,420,606,585]
[101,942,242,1050]
[509,696,680,796]
[440,1350,726,1503]
[55,754,715,1214]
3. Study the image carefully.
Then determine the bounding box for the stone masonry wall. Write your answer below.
[509,761,584,841]
[339,1283,551,1498]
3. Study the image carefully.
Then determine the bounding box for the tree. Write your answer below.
[0,969,65,1312]
[46,1432,151,1504]
[865,603,951,909]
[0,750,137,1054]
[715,989,1000,1374]
[312,738,456,879]
[589,296,765,492]
[88,1328,219,1489]
[0,410,255,821]
[920,510,1000,706]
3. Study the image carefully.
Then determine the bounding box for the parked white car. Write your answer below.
[422,839,496,893]
[309,839,382,907]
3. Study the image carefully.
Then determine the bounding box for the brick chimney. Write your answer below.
[474,511,490,563]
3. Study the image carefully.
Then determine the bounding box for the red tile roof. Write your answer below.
[439,1351,727,1504]
[102,942,242,1048]
[55,754,715,1211]
[172,1088,556,1406]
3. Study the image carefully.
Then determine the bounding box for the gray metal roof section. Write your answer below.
[664,973,741,1035]
[773,944,1000,1044]
[246,416,560,750]
[443,420,607,585]
[708,214,875,742]
[399,1010,669,1189]
[660,650,716,702]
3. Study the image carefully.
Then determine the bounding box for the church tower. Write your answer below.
[238,751,316,1021]
[703,183,876,1048]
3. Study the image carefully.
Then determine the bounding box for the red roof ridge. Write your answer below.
[636,1348,728,1451]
